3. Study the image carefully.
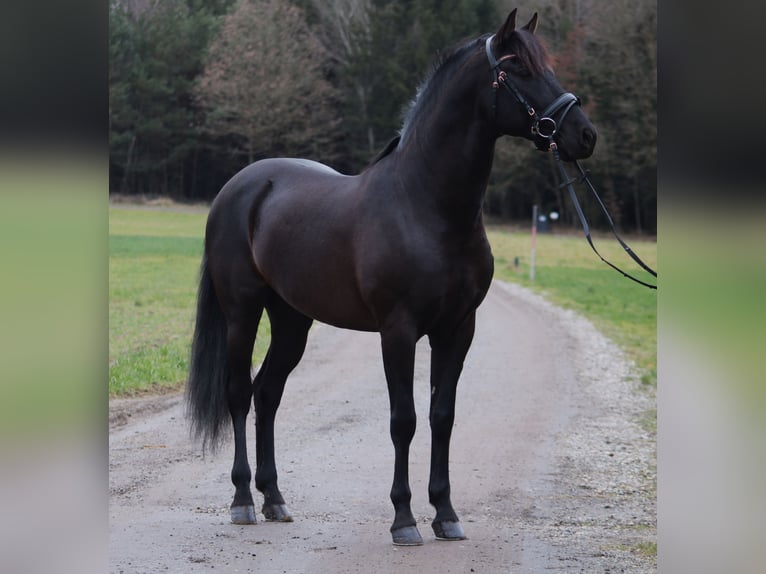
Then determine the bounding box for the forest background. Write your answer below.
[109,0,656,233]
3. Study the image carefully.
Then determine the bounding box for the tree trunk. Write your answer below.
[120,135,136,195]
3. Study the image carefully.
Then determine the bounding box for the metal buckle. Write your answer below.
[535,117,557,138]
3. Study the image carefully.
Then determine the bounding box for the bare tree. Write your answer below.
[196,0,340,163]
[308,0,371,63]
[306,0,376,154]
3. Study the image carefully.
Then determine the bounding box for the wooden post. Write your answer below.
[531,204,538,281]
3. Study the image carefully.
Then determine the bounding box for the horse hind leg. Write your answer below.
[254,293,313,522]
[188,248,265,524]
[226,307,264,524]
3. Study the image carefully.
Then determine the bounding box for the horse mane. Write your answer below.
[399,37,482,144]
[397,30,552,145]
[365,135,401,169]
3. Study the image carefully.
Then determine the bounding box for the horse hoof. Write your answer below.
[231,505,257,524]
[262,503,293,522]
[433,520,466,541]
[391,525,424,546]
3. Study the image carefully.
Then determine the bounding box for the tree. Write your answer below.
[109,0,232,196]
[195,0,341,164]
[582,0,656,233]
[344,0,498,160]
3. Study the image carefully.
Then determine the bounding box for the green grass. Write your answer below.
[109,206,271,395]
[631,540,658,558]
[487,226,657,386]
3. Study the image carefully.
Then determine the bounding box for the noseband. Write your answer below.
[485,35,579,149]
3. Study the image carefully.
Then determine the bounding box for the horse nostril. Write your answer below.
[582,127,597,148]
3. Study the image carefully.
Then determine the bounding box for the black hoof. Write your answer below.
[432,520,466,541]
[262,503,293,522]
[230,505,257,524]
[391,525,424,546]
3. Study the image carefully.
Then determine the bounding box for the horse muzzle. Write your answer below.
[532,92,597,160]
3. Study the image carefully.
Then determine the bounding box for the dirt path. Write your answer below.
[109,281,656,573]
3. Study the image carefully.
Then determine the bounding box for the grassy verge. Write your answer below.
[109,205,271,396]
[486,226,657,387]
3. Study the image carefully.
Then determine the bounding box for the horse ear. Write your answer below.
[494,8,517,49]
[523,12,538,34]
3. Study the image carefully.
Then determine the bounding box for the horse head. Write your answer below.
[485,9,597,161]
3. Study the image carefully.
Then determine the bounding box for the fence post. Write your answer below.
[530,204,538,281]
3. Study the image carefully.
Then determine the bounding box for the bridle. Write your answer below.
[485,35,580,149]
[485,34,658,290]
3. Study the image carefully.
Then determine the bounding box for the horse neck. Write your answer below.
[396,78,497,228]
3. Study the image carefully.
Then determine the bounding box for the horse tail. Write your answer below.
[186,253,229,452]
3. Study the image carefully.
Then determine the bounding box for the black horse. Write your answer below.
[187,9,596,546]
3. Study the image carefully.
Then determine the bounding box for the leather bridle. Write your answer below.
[485,35,580,148]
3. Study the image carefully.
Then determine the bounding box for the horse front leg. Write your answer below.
[380,323,422,546]
[427,311,476,541]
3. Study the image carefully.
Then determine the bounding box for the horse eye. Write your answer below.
[508,60,530,77]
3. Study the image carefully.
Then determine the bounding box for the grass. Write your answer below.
[486,226,657,387]
[631,541,658,558]
[109,206,271,395]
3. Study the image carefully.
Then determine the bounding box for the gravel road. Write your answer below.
[109,280,656,573]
